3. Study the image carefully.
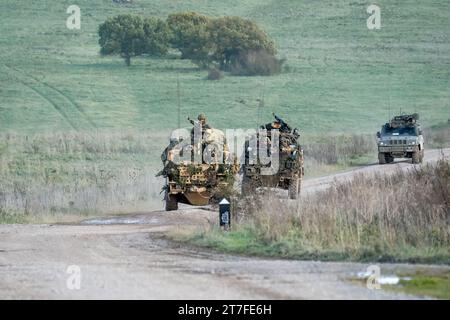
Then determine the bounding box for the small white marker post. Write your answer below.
[219,198,231,231]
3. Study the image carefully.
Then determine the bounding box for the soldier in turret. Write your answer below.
[197,113,212,131]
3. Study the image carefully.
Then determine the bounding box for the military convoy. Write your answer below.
[376,113,424,164]
[158,113,304,210]
[158,112,425,210]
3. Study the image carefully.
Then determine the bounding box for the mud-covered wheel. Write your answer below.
[165,193,178,211]
[419,149,425,163]
[288,176,300,200]
[412,151,421,164]
[378,153,387,164]
[386,155,394,164]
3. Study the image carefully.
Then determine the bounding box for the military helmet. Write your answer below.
[198,113,206,121]
[272,121,281,129]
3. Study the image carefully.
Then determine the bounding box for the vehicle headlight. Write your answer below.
[379,141,385,146]
[409,141,416,145]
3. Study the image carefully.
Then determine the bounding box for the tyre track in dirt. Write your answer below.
[4,65,78,131]
[3,65,96,131]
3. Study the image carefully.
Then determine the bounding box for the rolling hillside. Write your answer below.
[0,0,449,135]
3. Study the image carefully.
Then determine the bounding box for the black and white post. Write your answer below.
[219,198,231,231]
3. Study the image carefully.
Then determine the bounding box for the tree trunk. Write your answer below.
[124,54,131,67]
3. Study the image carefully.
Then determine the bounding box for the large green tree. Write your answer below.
[143,17,172,57]
[208,16,277,71]
[167,12,212,64]
[99,14,170,66]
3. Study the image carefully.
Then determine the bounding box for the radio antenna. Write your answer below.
[257,80,266,129]
[388,95,391,122]
[177,74,181,130]
[385,74,392,123]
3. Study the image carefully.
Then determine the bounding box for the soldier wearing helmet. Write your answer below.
[197,113,211,130]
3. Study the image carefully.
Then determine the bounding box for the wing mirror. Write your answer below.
[376,132,381,139]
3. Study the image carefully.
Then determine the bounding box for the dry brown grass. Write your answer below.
[234,157,450,260]
[302,134,376,166]
[0,131,167,222]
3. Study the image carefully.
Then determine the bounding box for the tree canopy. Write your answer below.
[99,14,171,66]
[167,12,212,63]
[98,13,281,75]
[208,16,277,70]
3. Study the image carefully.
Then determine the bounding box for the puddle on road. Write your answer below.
[356,271,412,285]
[80,216,161,226]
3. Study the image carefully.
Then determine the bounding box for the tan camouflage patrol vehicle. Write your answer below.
[376,113,424,164]
[241,114,304,199]
[157,118,239,211]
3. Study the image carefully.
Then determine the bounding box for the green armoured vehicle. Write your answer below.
[376,113,424,164]
[241,114,304,199]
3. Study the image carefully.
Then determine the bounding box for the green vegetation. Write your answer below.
[168,12,211,63]
[99,14,171,66]
[208,16,277,72]
[175,229,450,264]
[349,270,450,299]
[1,0,449,135]
[101,12,280,73]
[394,272,450,300]
[175,158,450,264]
[0,1,449,224]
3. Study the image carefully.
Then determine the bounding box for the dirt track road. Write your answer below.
[0,149,449,299]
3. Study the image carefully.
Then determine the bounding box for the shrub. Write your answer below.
[207,68,223,80]
[208,16,277,71]
[230,49,284,76]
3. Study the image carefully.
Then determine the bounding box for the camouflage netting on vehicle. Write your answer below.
[390,113,419,128]
[241,114,304,199]
[157,120,239,209]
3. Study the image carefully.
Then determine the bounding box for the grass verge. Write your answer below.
[172,228,450,264]
[171,157,450,264]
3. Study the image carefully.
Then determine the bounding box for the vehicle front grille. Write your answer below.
[390,139,407,145]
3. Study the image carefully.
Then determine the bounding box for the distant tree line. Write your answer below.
[98,12,284,76]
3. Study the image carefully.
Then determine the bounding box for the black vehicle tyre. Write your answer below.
[412,151,421,164]
[378,153,387,164]
[386,155,395,163]
[419,149,425,163]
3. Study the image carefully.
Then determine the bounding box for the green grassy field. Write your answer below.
[0,0,449,136]
[0,1,449,223]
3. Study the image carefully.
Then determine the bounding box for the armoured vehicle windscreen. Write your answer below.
[382,126,418,136]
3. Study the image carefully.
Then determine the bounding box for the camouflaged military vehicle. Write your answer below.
[376,113,424,164]
[241,114,304,199]
[157,117,239,211]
